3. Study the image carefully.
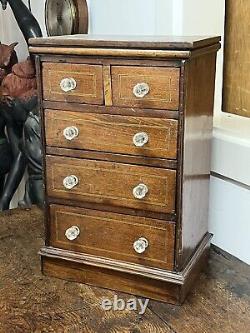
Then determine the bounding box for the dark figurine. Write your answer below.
[0,42,18,196]
[0,0,43,210]
[0,42,18,83]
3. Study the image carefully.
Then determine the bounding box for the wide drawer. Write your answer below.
[111,66,180,110]
[46,155,176,214]
[50,204,175,270]
[45,110,178,159]
[42,63,104,105]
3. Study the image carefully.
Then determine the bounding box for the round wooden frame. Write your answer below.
[45,0,88,37]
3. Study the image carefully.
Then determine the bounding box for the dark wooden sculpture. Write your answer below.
[0,0,43,210]
[0,43,18,195]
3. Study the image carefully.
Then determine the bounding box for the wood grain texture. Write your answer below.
[45,146,178,170]
[49,204,175,270]
[45,109,178,159]
[43,101,180,119]
[46,155,176,214]
[29,35,221,50]
[112,66,180,110]
[43,257,181,304]
[149,246,250,333]
[103,65,113,106]
[31,36,220,305]
[0,207,249,332]
[177,53,217,269]
[42,62,104,104]
[223,0,250,117]
[29,46,193,59]
[75,0,89,34]
[40,233,211,285]
[47,196,177,222]
[40,54,182,68]
[0,208,175,333]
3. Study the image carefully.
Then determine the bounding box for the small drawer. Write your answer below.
[111,66,180,110]
[45,110,178,159]
[42,63,104,105]
[50,204,175,270]
[46,156,176,214]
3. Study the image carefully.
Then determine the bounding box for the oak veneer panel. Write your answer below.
[50,204,175,270]
[223,0,250,117]
[46,155,176,214]
[177,53,217,268]
[111,66,180,110]
[42,257,180,304]
[30,35,221,50]
[42,62,104,105]
[30,35,220,304]
[45,109,178,159]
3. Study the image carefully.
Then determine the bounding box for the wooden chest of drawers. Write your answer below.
[29,35,220,304]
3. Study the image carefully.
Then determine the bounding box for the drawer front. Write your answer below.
[45,110,178,159]
[50,204,175,270]
[46,156,176,214]
[111,66,180,110]
[42,63,104,105]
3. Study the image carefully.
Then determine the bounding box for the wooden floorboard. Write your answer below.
[0,207,249,333]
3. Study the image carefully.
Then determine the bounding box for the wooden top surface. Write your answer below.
[29,34,221,50]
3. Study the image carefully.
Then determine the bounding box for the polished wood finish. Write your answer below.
[41,232,212,284]
[45,109,178,159]
[75,0,89,35]
[223,0,250,117]
[41,233,211,304]
[30,35,220,304]
[29,46,193,59]
[103,65,113,106]
[47,196,177,222]
[46,146,178,170]
[29,35,221,50]
[1,207,249,332]
[111,66,180,110]
[43,101,180,119]
[42,62,104,104]
[176,53,217,269]
[49,204,175,270]
[46,155,176,214]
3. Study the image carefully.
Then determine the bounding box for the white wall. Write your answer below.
[209,176,250,264]
[87,0,173,35]
[0,0,29,60]
[181,0,225,116]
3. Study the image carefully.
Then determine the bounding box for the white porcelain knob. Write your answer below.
[133,83,150,98]
[133,237,149,254]
[65,226,80,241]
[133,183,148,200]
[63,126,79,141]
[133,132,149,147]
[63,175,79,190]
[60,78,77,92]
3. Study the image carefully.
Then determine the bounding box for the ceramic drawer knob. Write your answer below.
[133,183,148,199]
[63,175,79,190]
[63,126,79,141]
[133,82,150,98]
[133,237,149,254]
[133,132,149,147]
[65,226,80,241]
[60,77,77,92]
